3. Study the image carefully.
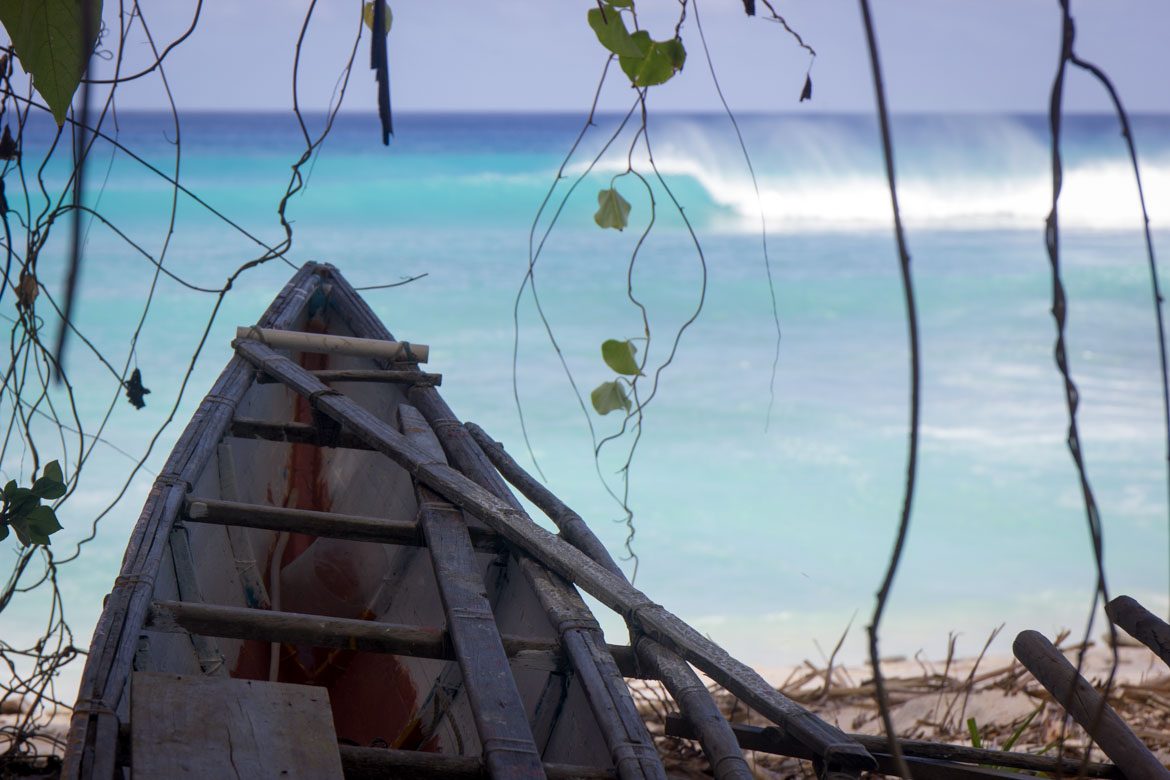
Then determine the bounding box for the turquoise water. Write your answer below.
[5,111,1170,694]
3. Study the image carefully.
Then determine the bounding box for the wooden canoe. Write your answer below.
[63,262,875,779]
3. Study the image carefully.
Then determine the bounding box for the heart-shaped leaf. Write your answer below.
[587,7,642,59]
[591,381,631,416]
[42,460,63,485]
[601,339,641,376]
[0,0,103,126]
[619,33,686,87]
[594,187,631,230]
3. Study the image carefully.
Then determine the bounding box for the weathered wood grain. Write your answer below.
[469,422,753,780]
[1013,630,1162,780]
[398,403,543,778]
[131,672,343,779]
[185,497,503,551]
[234,334,873,773]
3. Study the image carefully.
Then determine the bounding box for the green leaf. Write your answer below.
[591,381,631,416]
[0,523,8,542]
[2,480,15,500]
[32,476,66,500]
[22,505,61,545]
[601,339,641,376]
[0,0,103,126]
[604,0,634,6]
[594,187,631,230]
[42,460,63,484]
[361,1,392,36]
[966,717,981,749]
[586,7,642,58]
[619,33,686,87]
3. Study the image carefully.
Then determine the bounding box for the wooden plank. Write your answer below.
[1013,630,1163,780]
[64,263,323,780]
[664,714,1123,778]
[131,672,343,779]
[407,389,665,780]
[339,745,615,779]
[185,497,503,552]
[144,600,642,676]
[230,417,377,450]
[469,422,753,780]
[235,326,429,363]
[233,336,875,773]
[256,369,440,386]
[1107,595,1170,669]
[399,404,543,778]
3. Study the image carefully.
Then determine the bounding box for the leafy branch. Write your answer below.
[1,460,65,546]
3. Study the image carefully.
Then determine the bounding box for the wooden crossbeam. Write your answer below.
[185,497,503,552]
[230,418,376,450]
[233,336,876,773]
[256,369,441,386]
[338,744,614,779]
[398,404,544,778]
[145,600,644,678]
[664,714,1122,779]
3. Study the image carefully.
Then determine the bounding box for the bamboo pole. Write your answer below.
[468,422,753,780]
[233,336,875,773]
[234,326,429,363]
[229,418,376,450]
[1013,630,1163,780]
[1107,595,1170,669]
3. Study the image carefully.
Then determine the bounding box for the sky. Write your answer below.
[87,0,1170,115]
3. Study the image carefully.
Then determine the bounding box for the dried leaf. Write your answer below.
[125,367,150,410]
[591,380,631,415]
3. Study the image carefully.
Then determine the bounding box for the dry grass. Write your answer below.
[637,631,1170,778]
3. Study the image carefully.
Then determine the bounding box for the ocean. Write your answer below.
[4,110,1170,699]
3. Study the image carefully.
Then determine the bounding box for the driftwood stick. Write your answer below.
[1012,630,1164,780]
[468,422,753,780]
[338,745,615,779]
[233,337,874,773]
[664,714,1122,778]
[185,497,503,552]
[235,326,429,363]
[1107,595,1170,669]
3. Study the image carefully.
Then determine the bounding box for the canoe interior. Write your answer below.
[135,290,612,766]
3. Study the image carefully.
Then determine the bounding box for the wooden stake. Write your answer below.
[1107,595,1170,669]
[1013,630,1163,780]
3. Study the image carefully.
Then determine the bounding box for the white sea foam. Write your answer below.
[581,115,1170,232]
